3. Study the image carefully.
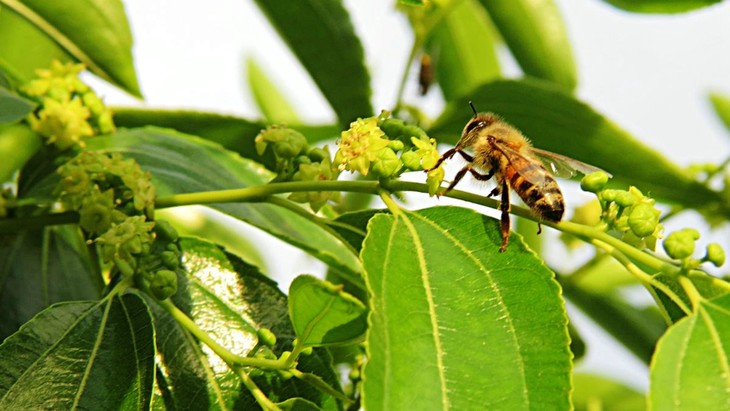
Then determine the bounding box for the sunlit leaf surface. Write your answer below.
[361,206,571,410]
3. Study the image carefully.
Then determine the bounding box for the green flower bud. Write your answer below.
[598,189,619,203]
[401,150,422,170]
[150,269,178,300]
[663,228,700,260]
[388,139,405,152]
[379,118,405,139]
[370,147,403,178]
[705,243,725,267]
[257,328,277,347]
[580,171,609,193]
[627,203,660,237]
[403,124,427,139]
[295,155,312,166]
[154,219,179,242]
[306,147,328,163]
[614,191,636,208]
[161,250,180,270]
[300,346,313,356]
[255,126,307,159]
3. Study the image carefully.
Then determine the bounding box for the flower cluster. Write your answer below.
[334,114,444,195]
[56,151,156,232]
[21,60,115,150]
[581,172,725,268]
[256,125,341,212]
[55,151,181,299]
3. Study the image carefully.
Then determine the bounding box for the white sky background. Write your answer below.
[87,0,730,393]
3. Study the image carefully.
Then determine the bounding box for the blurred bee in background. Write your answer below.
[429,103,607,252]
[418,53,434,96]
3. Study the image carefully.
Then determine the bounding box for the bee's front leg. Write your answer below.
[442,166,494,195]
[498,180,511,253]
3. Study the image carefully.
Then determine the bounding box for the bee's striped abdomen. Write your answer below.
[509,163,564,222]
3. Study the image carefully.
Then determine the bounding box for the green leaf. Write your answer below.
[111,107,340,168]
[649,293,730,410]
[0,123,42,183]
[0,225,102,340]
[361,206,571,410]
[0,293,155,409]
[328,209,384,253]
[0,0,140,96]
[573,373,645,411]
[426,0,500,101]
[252,0,372,126]
[709,91,730,134]
[288,275,367,346]
[246,56,301,124]
[0,3,73,86]
[599,0,721,13]
[48,127,360,282]
[0,87,35,125]
[151,237,342,409]
[429,79,723,211]
[476,0,576,89]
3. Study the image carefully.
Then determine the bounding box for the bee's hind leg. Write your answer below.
[536,222,542,235]
[498,180,511,253]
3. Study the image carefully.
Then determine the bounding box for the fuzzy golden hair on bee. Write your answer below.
[427,102,608,252]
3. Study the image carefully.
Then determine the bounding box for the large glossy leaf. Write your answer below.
[150,237,342,409]
[20,127,360,281]
[429,79,723,211]
[0,225,102,340]
[476,0,576,89]
[361,206,571,410]
[649,293,730,410]
[426,0,500,101]
[599,0,722,13]
[0,0,140,96]
[0,293,155,409]
[0,3,72,87]
[252,0,372,126]
[111,107,340,169]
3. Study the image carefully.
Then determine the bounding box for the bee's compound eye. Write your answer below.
[465,120,484,134]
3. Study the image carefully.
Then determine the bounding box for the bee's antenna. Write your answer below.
[468,101,478,117]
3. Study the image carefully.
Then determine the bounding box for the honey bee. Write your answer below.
[430,103,607,252]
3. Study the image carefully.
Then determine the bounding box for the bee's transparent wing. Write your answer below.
[531,147,611,179]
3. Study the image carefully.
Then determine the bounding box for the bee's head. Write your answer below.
[459,112,501,148]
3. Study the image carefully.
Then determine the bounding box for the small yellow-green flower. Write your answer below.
[22,60,86,98]
[29,98,94,150]
[409,136,445,195]
[334,117,390,176]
